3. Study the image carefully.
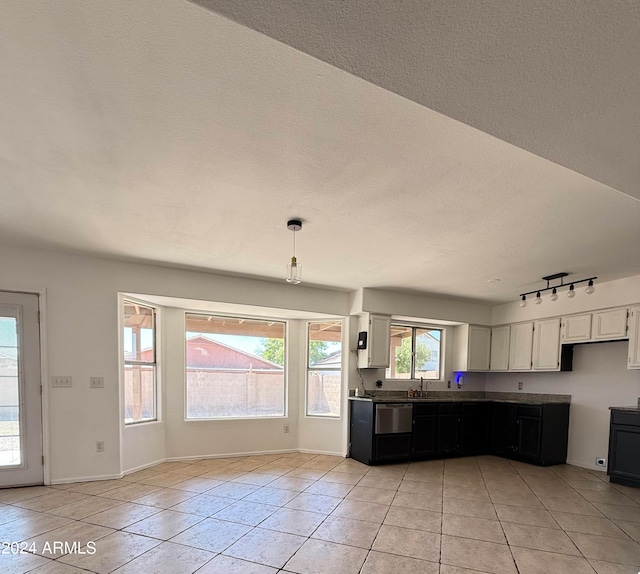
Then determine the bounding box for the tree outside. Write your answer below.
[257,338,330,366]
[395,336,431,373]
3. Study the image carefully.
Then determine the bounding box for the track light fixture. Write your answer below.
[518,273,597,306]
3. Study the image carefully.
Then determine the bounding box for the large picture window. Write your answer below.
[123,301,157,424]
[306,321,342,418]
[185,314,286,419]
[386,325,442,380]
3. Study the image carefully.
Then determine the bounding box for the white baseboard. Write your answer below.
[161,448,346,464]
[165,449,299,462]
[52,449,347,484]
[50,473,123,485]
[298,448,347,457]
[566,458,608,473]
[122,459,167,476]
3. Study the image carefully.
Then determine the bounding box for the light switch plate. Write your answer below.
[90,377,104,389]
[51,376,72,388]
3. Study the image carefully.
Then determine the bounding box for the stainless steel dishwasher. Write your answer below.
[374,403,413,434]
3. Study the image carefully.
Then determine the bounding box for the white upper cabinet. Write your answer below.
[591,308,628,340]
[509,322,534,371]
[561,307,629,345]
[490,325,510,371]
[628,306,640,369]
[357,313,391,369]
[453,325,491,371]
[533,318,561,370]
[561,314,592,343]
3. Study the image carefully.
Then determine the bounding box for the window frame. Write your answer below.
[305,319,343,419]
[122,299,159,426]
[385,323,443,382]
[184,311,288,421]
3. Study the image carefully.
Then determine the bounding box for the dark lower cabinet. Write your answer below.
[517,415,542,460]
[349,400,375,464]
[490,402,569,466]
[350,399,569,466]
[490,402,519,457]
[461,402,489,454]
[349,399,412,464]
[608,409,640,488]
[412,403,438,457]
[527,403,570,466]
[437,404,462,455]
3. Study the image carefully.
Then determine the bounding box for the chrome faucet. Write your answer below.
[417,377,424,398]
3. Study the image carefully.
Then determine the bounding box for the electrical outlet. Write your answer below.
[595,457,606,468]
[90,377,104,388]
[284,424,289,433]
[51,376,72,388]
[518,382,524,390]
[96,441,104,453]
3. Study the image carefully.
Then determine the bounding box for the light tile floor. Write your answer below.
[1,454,640,573]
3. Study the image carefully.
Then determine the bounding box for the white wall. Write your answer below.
[355,287,493,325]
[486,341,640,469]
[0,245,351,482]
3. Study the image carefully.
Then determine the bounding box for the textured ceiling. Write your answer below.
[0,0,638,304]
[193,0,640,202]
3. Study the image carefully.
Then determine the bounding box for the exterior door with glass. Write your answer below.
[0,291,43,486]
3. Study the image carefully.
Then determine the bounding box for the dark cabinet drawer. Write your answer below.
[374,434,412,461]
[518,405,542,418]
[612,411,640,427]
[439,403,462,414]
[413,403,439,416]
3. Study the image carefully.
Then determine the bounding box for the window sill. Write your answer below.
[184,415,287,422]
[124,419,161,428]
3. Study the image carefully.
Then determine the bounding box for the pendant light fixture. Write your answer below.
[518,272,597,306]
[285,219,302,284]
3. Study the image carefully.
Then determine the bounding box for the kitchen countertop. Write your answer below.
[609,406,640,412]
[349,391,571,405]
